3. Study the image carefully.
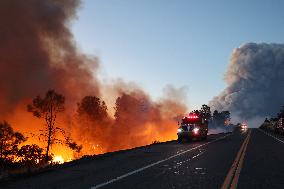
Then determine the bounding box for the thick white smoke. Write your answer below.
[210,43,284,124]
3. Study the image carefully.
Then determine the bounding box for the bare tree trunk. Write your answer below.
[45,103,53,162]
[45,128,52,162]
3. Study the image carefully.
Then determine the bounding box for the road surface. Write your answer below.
[2,128,284,189]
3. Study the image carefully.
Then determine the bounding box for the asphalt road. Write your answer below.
[2,128,284,189]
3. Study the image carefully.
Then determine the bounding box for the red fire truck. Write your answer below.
[177,113,208,142]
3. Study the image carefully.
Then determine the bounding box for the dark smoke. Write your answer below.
[210,43,284,123]
[0,0,99,115]
[0,1,188,158]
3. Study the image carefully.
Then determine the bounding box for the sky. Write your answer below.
[71,0,284,110]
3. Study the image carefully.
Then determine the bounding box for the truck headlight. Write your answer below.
[193,127,199,134]
[177,128,183,133]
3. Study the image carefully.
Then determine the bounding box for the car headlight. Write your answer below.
[177,128,183,133]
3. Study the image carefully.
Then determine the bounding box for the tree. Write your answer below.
[77,96,108,123]
[222,111,231,120]
[65,137,82,153]
[0,121,26,164]
[17,144,45,168]
[27,89,65,162]
[191,110,200,115]
[213,110,219,119]
[189,105,211,120]
[212,110,231,127]
[114,93,149,123]
[200,104,211,120]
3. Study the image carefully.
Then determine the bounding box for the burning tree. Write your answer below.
[28,90,82,162]
[77,96,108,123]
[17,144,45,168]
[114,93,151,124]
[0,121,26,165]
[27,90,65,162]
[75,96,110,154]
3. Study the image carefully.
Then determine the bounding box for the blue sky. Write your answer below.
[71,0,284,110]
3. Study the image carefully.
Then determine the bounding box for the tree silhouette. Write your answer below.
[200,104,211,119]
[27,89,65,162]
[114,93,149,124]
[77,96,108,123]
[212,110,231,126]
[189,105,211,120]
[191,110,200,115]
[213,110,219,120]
[17,144,45,168]
[0,121,26,165]
[66,139,82,153]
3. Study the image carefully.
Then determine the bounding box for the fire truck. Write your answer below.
[177,113,208,142]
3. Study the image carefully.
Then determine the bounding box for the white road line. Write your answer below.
[258,129,284,144]
[90,133,232,189]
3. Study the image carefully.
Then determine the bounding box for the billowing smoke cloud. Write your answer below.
[0,0,100,115]
[71,84,187,154]
[0,0,188,159]
[210,43,284,123]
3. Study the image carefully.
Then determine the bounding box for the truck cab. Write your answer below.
[177,113,208,142]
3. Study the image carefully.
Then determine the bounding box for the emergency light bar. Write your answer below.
[188,115,199,119]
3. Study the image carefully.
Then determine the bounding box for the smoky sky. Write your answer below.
[0,1,189,155]
[209,43,284,120]
[0,0,99,114]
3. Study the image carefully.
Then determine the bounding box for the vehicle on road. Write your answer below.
[275,118,284,134]
[177,113,208,142]
[234,122,248,132]
[241,123,248,130]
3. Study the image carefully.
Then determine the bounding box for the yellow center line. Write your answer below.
[221,130,251,189]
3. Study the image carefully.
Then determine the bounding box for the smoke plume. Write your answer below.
[0,0,100,115]
[210,43,284,123]
[0,0,188,159]
[71,84,187,155]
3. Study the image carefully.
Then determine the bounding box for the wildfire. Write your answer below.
[0,0,188,164]
[53,155,65,164]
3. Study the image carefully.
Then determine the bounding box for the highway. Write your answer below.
[2,128,284,189]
